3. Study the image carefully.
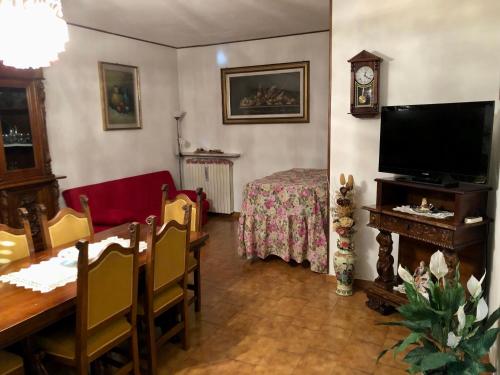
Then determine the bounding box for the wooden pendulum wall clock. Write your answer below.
[348,50,382,118]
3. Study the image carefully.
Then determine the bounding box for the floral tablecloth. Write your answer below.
[238,168,328,273]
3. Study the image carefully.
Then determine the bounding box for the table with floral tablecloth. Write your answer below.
[238,168,328,273]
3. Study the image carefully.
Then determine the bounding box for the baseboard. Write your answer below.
[207,212,240,221]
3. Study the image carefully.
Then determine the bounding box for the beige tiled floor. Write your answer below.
[157,216,410,374]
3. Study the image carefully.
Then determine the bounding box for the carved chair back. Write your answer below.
[145,206,191,313]
[161,184,202,232]
[0,208,34,264]
[37,195,94,249]
[75,223,140,369]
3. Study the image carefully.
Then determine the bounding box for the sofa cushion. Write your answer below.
[62,171,209,232]
[92,208,136,226]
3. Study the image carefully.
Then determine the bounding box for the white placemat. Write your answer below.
[393,205,454,219]
[0,237,147,293]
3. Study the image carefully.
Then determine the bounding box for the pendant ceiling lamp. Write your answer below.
[0,0,69,69]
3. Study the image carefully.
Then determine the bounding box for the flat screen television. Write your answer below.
[379,101,495,185]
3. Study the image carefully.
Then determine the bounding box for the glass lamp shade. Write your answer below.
[0,0,69,69]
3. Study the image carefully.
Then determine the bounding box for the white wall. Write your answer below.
[44,25,180,193]
[330,0,500,366]
[177,32,329,209]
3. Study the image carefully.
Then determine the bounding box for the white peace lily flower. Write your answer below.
[447,331,462,349]
[466,272,486,299]
[456,304,466,332]
[475,298,488,322]
[429,251,448,280]
[398,264,414,284]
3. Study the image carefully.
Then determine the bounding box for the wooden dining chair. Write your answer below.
[36,223,141,375]
[141,206,191,375]
[161,184,203,311]
[0,350,24,375]
[36,195,94,249]
[0,208,35,265]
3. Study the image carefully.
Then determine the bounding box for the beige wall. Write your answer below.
[44,25,180,194]
[177,32,329,209]
[330,0,500,365]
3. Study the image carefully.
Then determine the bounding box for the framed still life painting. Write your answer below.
[99,62,142,130]
[221,61,309,124]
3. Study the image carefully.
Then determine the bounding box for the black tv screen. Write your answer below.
[379,101,495,184]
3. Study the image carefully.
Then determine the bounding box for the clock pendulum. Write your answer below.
[358,87,367,104]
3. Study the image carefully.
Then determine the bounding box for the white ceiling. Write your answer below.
[62,0,330,48]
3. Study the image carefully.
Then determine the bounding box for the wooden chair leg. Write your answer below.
[76,357,88,375]
[181,298,189,350]
[145,316,157,375]
[193,249,201,312]
[130,328,140,375]
[33,351,49,375]
[91,359,105,375]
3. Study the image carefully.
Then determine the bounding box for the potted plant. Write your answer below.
[378,250,500,374]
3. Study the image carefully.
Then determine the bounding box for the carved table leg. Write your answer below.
[375,230,394,288]
[366,230,396,315]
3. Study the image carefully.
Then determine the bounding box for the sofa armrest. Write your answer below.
[177,189,207,201]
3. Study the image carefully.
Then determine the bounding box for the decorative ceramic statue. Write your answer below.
[333,173,356,296]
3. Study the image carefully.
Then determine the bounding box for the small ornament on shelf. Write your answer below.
[332,173,356,296]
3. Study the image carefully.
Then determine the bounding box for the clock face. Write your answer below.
[355,66,374,85]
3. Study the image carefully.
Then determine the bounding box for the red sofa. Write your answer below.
[62,171,209,232]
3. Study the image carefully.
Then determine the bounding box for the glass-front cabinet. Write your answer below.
[0,65,61,251]
[0,81,43,177]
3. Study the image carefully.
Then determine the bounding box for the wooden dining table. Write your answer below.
[0,223,209,349]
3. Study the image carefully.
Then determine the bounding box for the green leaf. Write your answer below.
[376,348,390,363]
[479,362,497,373]
[420,352,457,371]
[451,357,497,375]
[461,327,500,359]
[446,361,468,375]
[479,306,500,333]
[403,346,435,366]
[431,321,445,345]
[408,364,421,374]
[394,332,422,357]
[405,281,420,304]
[380,319,432,333]
[377,339,403,363]
[398,303,444,322]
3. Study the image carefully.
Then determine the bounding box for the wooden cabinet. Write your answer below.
[0,64,63,250]
[363,178,490,315]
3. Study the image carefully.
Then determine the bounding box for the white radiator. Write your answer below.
[184,158,234,214]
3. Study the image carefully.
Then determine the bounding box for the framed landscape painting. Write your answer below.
[221,61,309,124]
[99,62,142,130]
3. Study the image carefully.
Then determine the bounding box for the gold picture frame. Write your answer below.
[98,62,142,130]
[221,61,309,124]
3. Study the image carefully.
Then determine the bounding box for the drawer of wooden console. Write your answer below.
[369,212,380,226]
[380,215,453,247]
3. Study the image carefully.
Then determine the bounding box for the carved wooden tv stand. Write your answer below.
[363,178,490,315]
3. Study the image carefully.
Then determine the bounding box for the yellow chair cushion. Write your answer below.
[0,350,23,375]
[164,199,198,232]
[87,251,134,330]
[154,227,187,291]
[48,214,91,248]
[188,254,197,272]
[36,317,131,360]
[138,284,184,315]
[0,231,30,265]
